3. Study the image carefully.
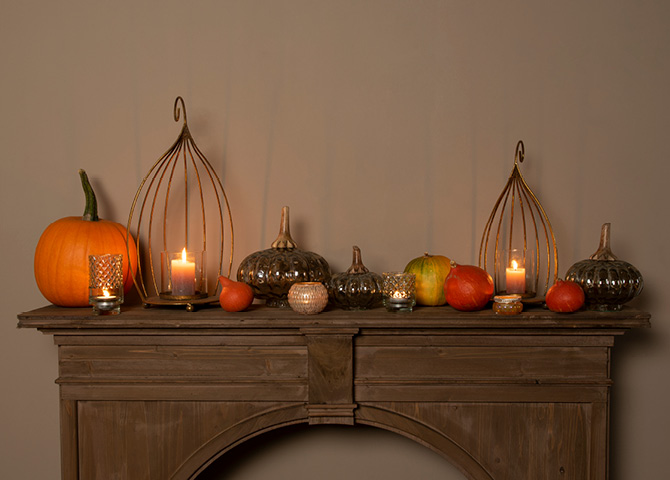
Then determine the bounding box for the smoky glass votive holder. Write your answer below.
[88,254,124,315]
[382,272,416,312]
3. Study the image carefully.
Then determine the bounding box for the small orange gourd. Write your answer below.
[218,276,254,312]
[34,170,138,307]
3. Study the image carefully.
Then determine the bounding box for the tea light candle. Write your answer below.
[506,260,526,294]
[97,289,118,301]
[171,248,196,296]
[92,289,120,310]
[387,292,411,308]
[382,272,416,312]
[89,253,124,315]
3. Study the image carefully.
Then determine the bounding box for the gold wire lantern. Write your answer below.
[126,96,234,310]
[478,140,558,299]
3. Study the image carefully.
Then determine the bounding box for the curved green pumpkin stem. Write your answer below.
[79,169,99,222]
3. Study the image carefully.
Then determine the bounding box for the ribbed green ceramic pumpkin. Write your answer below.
[404,253,452,306]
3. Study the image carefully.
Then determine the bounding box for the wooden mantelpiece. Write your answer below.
[18,304,650,480]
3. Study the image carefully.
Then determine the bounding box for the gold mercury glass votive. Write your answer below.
[492,294,523,315]
[382,272,416,312]
[287,282,329,314]
[89,254,124,315]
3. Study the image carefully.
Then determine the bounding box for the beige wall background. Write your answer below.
[1,1,668,478]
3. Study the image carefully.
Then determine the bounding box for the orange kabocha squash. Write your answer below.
[444,262,494,311]
[34,170,138,307]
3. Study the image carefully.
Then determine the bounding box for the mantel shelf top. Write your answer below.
[17,302,651,332]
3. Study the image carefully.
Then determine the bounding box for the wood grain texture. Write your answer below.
[17,304,650,479]
[60,398,78,480]
[17,303,651,330]
[306,333,354,405]
[77,401,306,480]
[304,329,357,424]
[356,345,609,381]
[360,401,597,480]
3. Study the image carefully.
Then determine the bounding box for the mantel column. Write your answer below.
[301,327,359,425]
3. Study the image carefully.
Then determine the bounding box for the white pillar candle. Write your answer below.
[506,260,526,294]
[171,248,196,296]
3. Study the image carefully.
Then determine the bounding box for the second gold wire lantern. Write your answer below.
[127,97,234,310]
[479,140,558,299]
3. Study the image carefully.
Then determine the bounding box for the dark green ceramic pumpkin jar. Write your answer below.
[328,245,383,310]
[565,223,643,311]
[237,206,331,307]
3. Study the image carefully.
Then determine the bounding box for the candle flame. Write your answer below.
[181,247,187,262]
[511,260,518,270]
[102,289,111,298]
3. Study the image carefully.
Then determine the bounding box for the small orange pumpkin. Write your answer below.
[545,279,585,313]
[34,170,138,307]
[444,262,494,311]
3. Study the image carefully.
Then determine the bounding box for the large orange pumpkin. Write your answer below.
[34,170,138,307]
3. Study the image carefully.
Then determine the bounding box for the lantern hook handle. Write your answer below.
[174,96,188,126]
[514,140,525,165]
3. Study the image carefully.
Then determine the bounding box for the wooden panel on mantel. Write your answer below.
[17,303,650,480]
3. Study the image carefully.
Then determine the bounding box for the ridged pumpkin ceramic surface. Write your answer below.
[34,170,138,307]
[237,206,331,307]
[565,223,643,311]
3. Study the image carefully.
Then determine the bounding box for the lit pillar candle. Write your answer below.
[171,248,196,296]
[506,260,526,294]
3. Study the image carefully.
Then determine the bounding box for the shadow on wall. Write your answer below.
[197,424,466,480]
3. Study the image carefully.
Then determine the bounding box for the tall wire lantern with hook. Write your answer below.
[478,140,558,299]
[126,97,234,311]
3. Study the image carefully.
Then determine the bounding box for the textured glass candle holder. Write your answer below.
[382,272,416,312]
[288,282,329,314]
[160,250,207,300]
[89,254,124,315]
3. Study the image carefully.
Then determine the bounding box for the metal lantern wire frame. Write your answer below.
[478,140,558,298]
[126,96,234,308]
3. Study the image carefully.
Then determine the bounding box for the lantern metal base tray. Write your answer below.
[522,296,547,307]
[496,291,545,306]
[142,295,218,312]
